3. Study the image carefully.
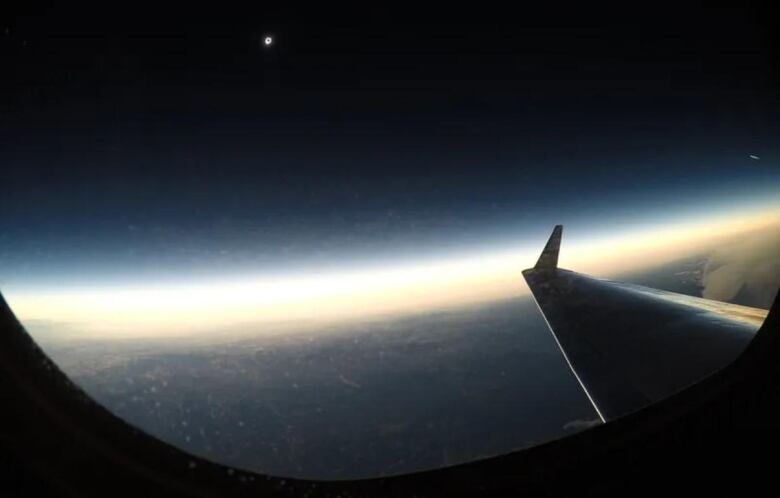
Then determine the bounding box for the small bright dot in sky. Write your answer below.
[749,154,761,160]
[264,36,273,46]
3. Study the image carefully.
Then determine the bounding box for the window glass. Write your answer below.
[2,5,778,479]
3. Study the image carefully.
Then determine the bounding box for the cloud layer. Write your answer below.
[702,225,780,309]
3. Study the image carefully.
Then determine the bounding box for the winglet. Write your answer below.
[534,225,563,269]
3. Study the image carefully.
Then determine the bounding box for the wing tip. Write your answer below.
[534,225,563,269]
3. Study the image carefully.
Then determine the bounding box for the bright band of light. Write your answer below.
[4,206,779,340]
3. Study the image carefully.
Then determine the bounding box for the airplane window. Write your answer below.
[1,5,778,481]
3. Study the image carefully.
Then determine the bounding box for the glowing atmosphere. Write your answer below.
[3,204,780,340]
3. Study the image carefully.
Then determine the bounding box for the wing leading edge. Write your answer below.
[523,226,766,421]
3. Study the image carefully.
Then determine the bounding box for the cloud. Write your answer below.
[701,224,780,309]
[563,418,601,431]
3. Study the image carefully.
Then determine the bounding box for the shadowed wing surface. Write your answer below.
[523,226,766,421]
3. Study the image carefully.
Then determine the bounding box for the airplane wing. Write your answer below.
[523,225,767,421]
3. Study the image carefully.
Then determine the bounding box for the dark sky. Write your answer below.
[2,3,779,283]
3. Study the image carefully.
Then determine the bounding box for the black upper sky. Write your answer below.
[1,3,779,281]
